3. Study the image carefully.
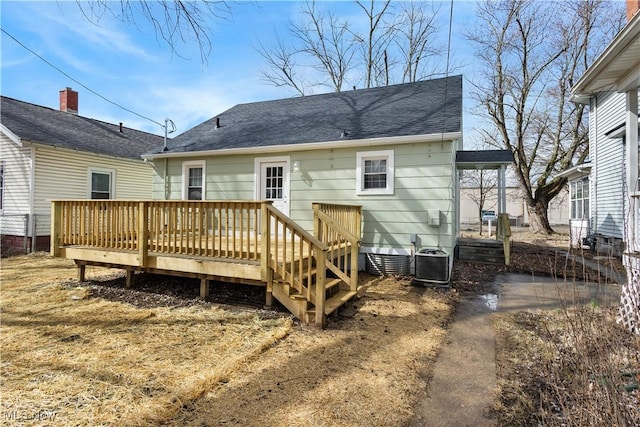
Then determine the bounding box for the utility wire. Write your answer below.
[1,28,164,128]
[440,0,454,143]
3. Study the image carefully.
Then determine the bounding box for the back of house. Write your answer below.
[143,76,463,274]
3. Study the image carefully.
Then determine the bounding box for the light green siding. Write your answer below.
[152,139,459,255]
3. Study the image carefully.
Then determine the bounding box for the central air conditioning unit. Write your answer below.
[414,248,450,286]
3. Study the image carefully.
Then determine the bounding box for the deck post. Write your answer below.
[315,248,327,328]
[50,201,61,257]
[77,263,86,282]
[260,202,273,306]
[138,202,149,267]
[126,270,135,288]
[312,203,321,240]
[200,278,210,298]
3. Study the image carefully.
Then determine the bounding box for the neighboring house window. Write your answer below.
[182,161,205,200]
[89,168,115,199]
[0,161,4,210]
[570,179,589,220]
[356,150,394,195]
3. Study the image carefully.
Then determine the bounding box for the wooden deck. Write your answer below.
[51,200,362,327]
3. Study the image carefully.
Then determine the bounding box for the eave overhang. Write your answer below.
[142,132,463,161]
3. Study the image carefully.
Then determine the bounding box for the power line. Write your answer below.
[1,28,164,128]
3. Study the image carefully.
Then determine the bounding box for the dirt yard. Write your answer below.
[1,229,638,426]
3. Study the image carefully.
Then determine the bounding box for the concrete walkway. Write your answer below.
[412,272,623,426]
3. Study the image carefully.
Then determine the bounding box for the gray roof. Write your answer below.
[1,96,163,159]
[156,75,462,155]
[456,150,514,169]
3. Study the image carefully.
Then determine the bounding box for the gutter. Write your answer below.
[142,132,463,161]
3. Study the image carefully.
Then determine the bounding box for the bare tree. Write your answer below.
[76,1,231,62]
[462,169,498,235]
[393,1,443,83]
[354,0,393,88]
[257,35,307,96]
[467,0,625,234]
[291,2,356,92]
[258,1,446,94]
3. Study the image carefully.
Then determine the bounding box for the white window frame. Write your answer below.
[570,178,589,220]
[356,150,394,195]
[88,167,116,199]
[182,160,206,200]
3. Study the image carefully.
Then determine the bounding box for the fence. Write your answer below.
[0,213,51,255]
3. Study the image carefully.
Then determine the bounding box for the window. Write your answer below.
[89,168,114,199]
[356,150,394,195]
[570,179,589,220]
[182,161,205,200]
[0,161,4,210]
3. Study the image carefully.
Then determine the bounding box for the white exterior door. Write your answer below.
[257,158,290,216]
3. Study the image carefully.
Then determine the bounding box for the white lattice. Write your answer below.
[620,254,640,335]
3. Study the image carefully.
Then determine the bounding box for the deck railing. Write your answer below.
[51,200,362,326]
[51,200,263,260]
[313,203,362,292]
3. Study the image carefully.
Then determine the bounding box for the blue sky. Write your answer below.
[1,1,481,140]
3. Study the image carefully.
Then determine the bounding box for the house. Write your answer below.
[143,76,464,276]
[570,1,639,333]
[0,88,163,254]
[569,3,639,257]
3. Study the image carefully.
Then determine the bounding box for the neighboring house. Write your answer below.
[570,1,639,333]
[0,88,163,254]
[143,76,464,274]
[570,4,640,257]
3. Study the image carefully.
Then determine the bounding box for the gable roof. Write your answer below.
[1,96,163,159]
[148,75,462,158]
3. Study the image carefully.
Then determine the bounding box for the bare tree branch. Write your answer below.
[76,1,231,63]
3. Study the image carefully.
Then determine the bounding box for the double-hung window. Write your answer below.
[89,168,115,199]
[182,161,205,200]
[356,150,394,195]
[570,179,589,220]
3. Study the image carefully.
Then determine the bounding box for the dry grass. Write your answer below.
[493,307,640,426]
[0,253,292,426]
[0,254,454,426]
[170,275,453,426]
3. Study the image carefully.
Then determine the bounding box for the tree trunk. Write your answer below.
[527,201,554,234]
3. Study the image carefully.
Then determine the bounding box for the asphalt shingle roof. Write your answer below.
[157,75,462,155]
[456,150,514,165]
[1,96,163,159]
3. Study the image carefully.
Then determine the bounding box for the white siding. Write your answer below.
[152,140,459,255]
[590,92,628,239]
[31,144,155,233]
[0,134,32,236]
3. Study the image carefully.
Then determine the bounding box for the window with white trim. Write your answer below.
[89,168,115,199]
[0,161,5,210]
[356,150,394,195]
[182,161,205,200]
[570,179,589,220]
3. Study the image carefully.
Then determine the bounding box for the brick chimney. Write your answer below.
[628,0,640,21]
[59,87,78,114]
